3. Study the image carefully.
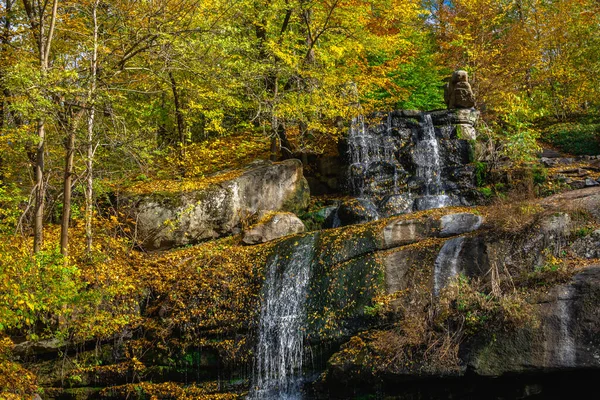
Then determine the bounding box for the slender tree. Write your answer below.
[22,0,59,253]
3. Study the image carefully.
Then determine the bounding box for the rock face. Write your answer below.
[23,187,600,398]
[266,188,600,391]
[571,229,600,259]
[125,159,310,250]
[470,265,600,375]
[439,212,483,237]
[540,186,600,221]
[242,212,306,244]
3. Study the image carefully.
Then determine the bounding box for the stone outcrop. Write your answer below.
[444,70,476,109]
[21,187,600,398]
[123,159,310,250]
[571,229,600,259]
[278,188,600,388]
[242,212,306,244]
[540,186,600,221]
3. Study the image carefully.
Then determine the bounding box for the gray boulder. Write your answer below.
[336,198,380,227]
[585,178,599,187]
[242,212,306,245]
[125,159,310,250]
[13,337,64,357]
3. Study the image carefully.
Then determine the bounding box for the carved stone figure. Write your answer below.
[444,70,475,109]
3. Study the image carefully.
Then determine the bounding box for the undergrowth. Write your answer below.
[542,122,600,155]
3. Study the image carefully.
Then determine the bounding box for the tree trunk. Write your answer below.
[33,121,45,253]
[85,0,99,254]
[28,0,59,253]
[277,123,293,160]
[60,128,75,256]
[169,70,186,172]
[269,136,278,161]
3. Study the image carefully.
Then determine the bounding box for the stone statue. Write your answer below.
[444,70,475,109]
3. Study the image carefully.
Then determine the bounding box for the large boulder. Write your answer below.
[124,159,310,250]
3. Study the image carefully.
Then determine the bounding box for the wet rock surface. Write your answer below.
[470,265,600,375]
[340,109,478,219]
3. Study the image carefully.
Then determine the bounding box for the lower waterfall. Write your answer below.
[248,236,316,399]
[433,237,465,296]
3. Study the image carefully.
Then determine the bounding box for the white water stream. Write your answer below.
[249,237,315,399]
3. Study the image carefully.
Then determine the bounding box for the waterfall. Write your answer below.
[347,115,399,197]
[433,237,465,296]
[413,114,450,210]
[556,286,576,367]
[249,236,315,399]
[344,111,461,218]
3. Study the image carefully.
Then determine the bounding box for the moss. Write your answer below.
[471,328,537,376]
[307,253,385,340]
[474,162,488,187]
[315,225,379,267]
[282,176,310,213]
[455,124,464,139]
[468,139,477,162]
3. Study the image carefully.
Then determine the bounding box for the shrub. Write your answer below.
[542,122,600,155]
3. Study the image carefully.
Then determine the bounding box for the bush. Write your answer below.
[542,122,600,155]
[0,245,83,334]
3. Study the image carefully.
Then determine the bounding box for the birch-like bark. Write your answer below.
[84,0,99,254]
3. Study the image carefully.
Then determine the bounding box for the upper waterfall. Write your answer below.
[340,110,477,224]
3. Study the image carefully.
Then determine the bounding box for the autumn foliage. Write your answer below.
[1,0,600,397]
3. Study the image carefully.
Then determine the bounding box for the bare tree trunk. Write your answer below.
[60,127,75,256]
[169,70,186,171]
[28,0,59,253]
[85,0,99,254]
[33,121,45,252]
[0,0,16,183]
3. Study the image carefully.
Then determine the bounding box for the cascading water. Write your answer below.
[413,114,450,210]
[347,115,399,198]
[249,236,315,400]
[433,237,465,296]
[344,112,458,221]
[556,286,576,367]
